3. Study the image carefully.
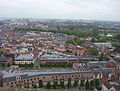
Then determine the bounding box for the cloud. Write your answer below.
[0,0,120,21]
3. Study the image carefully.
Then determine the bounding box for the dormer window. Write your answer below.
[16,76,21,81]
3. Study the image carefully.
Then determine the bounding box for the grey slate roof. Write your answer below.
[2,67,115,83]
[15,53,34,61]
[0,56,8,62]
[40,54,79,61]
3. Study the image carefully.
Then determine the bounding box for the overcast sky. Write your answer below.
[0,0,120,21]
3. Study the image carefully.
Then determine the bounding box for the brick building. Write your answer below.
[0,68,116,88]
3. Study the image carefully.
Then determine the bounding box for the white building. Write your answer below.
[94,42,112,48]
[14,53,34,64]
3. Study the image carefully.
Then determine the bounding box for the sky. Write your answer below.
[0,0,120,21]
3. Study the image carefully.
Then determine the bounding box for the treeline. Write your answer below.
[15,28,100,37]
[24,79,101,90]
[66,38,85,45]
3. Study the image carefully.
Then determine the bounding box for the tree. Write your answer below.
[24,85,27,88]
[53,81,58,89]
[114,34,120,40]
[66,39,74,44]
[76,40,84,45]
[39,80,44,88]
[73,80,78,87]
[80,80,84,87]
[92,30,99,37]
[91,38,96,42]
[7,63,10,67]
[99,53,105,61]
[26,85,29,88]
[46,82,51,89]
[89,48,98,56]
[89,80,94,90]
[90,80,94,87]
[0,51,3,56]
[85,80,90,89]
[60,81,65,88]
[1,63,5,67]
[33,84,37,88]
[94,79,100,87]
[48,46,54,49]
[114,44,120,52]
[67,80,72,88]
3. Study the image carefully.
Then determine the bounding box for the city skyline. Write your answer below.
[0,0,120,21]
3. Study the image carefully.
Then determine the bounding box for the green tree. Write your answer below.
[60,81,65,88]
[85,80,90,89]
[114,34,120,40]
[80,80,84,87]
[90,80,94,87]
[48,46,54,49]
[92,30,99,37]
[24,85,27,88]
[0,51,3,56]
[95,79,100,87]
[66,39,74,44]
[53,81,58,89]
[2,63,5,67]
[67,80,72,88]
[99,53,105,61]
[33,84,37,88]
[39,80,44,88]
[73,80,78,87]
[7,63,10,67]
[114,44,120,52]
[46,82,51,89]
[91,38,96,42]
[89,48,98,56]
[76,40,84,45]
[26,85,29,88]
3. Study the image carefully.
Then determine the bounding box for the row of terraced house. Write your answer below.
[0,67,119,88]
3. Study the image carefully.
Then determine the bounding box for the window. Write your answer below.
[7,83,9,85]
[43,77,45,79]
[16,76,21,81]
[16,84,18,87]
